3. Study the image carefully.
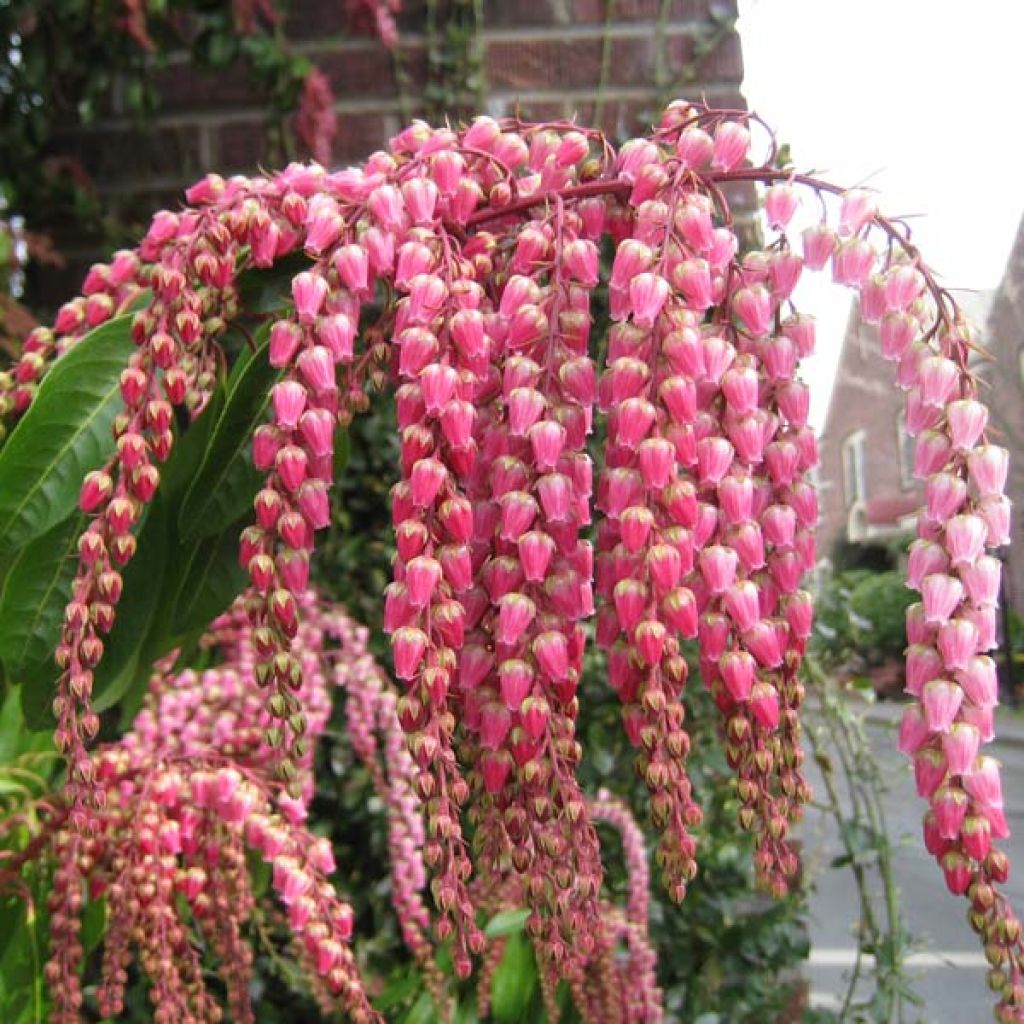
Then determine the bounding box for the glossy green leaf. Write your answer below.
[170,526,247,637]
[483,908,530,939]
[0,315,135,556]
[178,325,277,541]
[91,496,169,715]
[0,515,84,725]
[490,932,537,1024]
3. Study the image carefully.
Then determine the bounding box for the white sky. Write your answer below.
[736,0,1024,429]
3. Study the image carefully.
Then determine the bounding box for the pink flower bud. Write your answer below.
[960,555,1000,608]
[496,592,536,646]
[942,722,981,776]
[409,458,446,507]
[732,285,773,336]
[802,223,837,270]
[564,238,599,285]
[932,785,969,840]
[943,398,987,452]
[292,271,329,321]
[750,680,780,730]
[696,437,734,487]
[898,703,929,755]
[944,514,988,569]
[497,659,533,711]
[269,321,303,368]
[398,327,439,378]
[914,748,947,798]
[880,311,917,361]
[478,702,510,750]
[368,183,407,232]
[402,177,439,224]
[964,755,1004,808]
[252,426,281,471]
[769,252,803,300]
[500,491,539,541]
[723,580,760,633]
[518,530,556,583]
[406,273,447,325]
[905,643,944,697]
[784,589,813,639]
[676,127,714,168]
[276,444,308,492]
[719,650,755,702]
[610,240,654,289]
[699,544,738,594]
[533,630,569,681]
[921,678,964,732]
[395,241,435,289]
[297,479,331,529]
[80,470,113,513]
[297,345,336,395]
[662,587,698,637]
[628,272,669,327]
[978,494,1011,546]
[298,409,335,459]
[960,816,991,862]
[925,472,967,522]
[272,380,307,430]
[674,258,714,309]
[711,120,749,171]
[537,472,572,522]
[913,430,951,478]
[319,313,355,363]
[917,355,959,408]
[838,188,876,236]
[765,183,800,230]
[967,445,1009,497]
[832,237,875,287]
[392,626,428,680]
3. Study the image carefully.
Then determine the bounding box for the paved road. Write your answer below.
[801,702,1024,1023]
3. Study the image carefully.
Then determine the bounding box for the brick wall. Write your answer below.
[40,0,743,299]
[818,312,923,564]
[982,217,1024,615]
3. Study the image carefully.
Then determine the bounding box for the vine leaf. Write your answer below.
[0,514,85,725]
[0,315,135,557]
[178,324,278,541]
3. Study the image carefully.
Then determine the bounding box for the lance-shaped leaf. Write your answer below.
[0,514,84,721]
[0,315,135,557]
[178,325,278,541]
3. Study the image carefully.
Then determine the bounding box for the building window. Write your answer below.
[896,412,915,490]
[841,430,866,508]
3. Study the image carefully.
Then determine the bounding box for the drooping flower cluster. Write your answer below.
[4,100,1019,1019]
[6,594,379,1024]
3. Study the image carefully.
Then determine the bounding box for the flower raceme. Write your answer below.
[3,100,1019,1020]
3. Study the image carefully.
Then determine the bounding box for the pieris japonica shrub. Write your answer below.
[0,99,1016,1021]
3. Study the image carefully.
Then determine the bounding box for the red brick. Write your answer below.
[51,124,203,185]
[333,111,401,162]
[153,64,254,113]
[216,120,271,171]
[572,0,720,22]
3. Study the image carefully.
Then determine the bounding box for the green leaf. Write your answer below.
[0,514,84,725]
[490,932,537,1024]
[178,325,277,541]
[484,908,529,939]
[169,527,247,637]
[0,315,135,556]
[91,496,169,715]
